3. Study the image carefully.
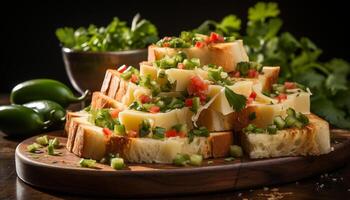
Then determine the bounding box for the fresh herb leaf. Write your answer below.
[248,2,280,22]
[224,87,246,112]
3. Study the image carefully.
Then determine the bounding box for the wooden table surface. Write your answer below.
[1,94,350,199]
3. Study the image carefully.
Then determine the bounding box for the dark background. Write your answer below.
[1,0,349,93]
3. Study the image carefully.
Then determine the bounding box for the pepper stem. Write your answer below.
[71,90,90,102]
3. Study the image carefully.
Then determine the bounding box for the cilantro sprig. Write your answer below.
[224,87,247,112]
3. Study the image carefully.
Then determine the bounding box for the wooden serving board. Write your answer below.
[15,130,350,198]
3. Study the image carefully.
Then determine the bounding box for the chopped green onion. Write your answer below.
[286,108,296,117]
[285,115,297,128]
[174,51,187,63]
[207,160,214,165]
[49,138,60,148]
[79,158,96,168]
[173,154,190,166]
[47,143,55,155]
[267,124,277,134]
[36,135,49,146]
[243,124,257,132]
[152,127,166,139]
[114,124,126,135]
[236,62,250,76]
[273,116,286,129]
[229,145,243,157]
[255,128,265,133]
[191,97,201,113]
[27,143,41,153]
[139,119,151,137]
[110,158,125,170]
[294,121,304,128]
[296,112,309,125]
[248,112,257,121]
[189,154,203,166]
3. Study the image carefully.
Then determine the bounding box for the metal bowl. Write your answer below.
[62,47,147,94]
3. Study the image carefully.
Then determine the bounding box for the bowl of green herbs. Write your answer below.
[56,14,159,93]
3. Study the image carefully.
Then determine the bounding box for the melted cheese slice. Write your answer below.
[253,83,278,104]
[140,62,157,80]
[119,107,193,132]
[165,68,208,91]
[121,83,151,106]
[283,90,311,114]
[249,103,285,128]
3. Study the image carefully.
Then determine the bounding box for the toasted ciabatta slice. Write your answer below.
[66,116,91,152]
[241,114,331,159]
[68,118,233,163]
[100,69,151,106]
[148,40,249,72]
[91,92,126,110]
[197,93,311,132]
[64,111,89,136]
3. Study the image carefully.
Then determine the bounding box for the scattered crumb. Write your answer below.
[263,187,269,191]
[258,191,293,200]
[238,193,242,197]
[295,181,299,185]
[224,157,235,162]
[271,188,279,192]
[347,188,350,192]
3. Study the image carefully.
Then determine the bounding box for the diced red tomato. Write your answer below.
[195,41,205,48]
[127,130,138,138]
[232,71,240,78]
[177,63,185,69]
[130,74,139,83]
[198,93,207,103]
[117,65,128,73]
[246,97,254,105]
[209,32,224,43]
[247,69,259,78]
[284,82,296,89]
[103,128,112,137]
[187,76,208,96]
[163,42,170,47]
[165,130,177,137]
[185,98,193,107]
[177,131,186,138]
[249,91,257,99]
[110,109,120,119]
[277,93,287,103]
[149,106,160,113]
[139,94,151,104]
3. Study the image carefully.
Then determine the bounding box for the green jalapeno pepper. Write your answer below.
[10,79,90,108]
[23,100,66,129]
[0,105,50,137]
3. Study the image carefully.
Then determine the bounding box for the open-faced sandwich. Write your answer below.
[65,32,331,167]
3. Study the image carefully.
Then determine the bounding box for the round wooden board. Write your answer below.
[15,130,350,198]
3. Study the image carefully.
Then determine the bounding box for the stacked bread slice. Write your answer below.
[65,33,331,163]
